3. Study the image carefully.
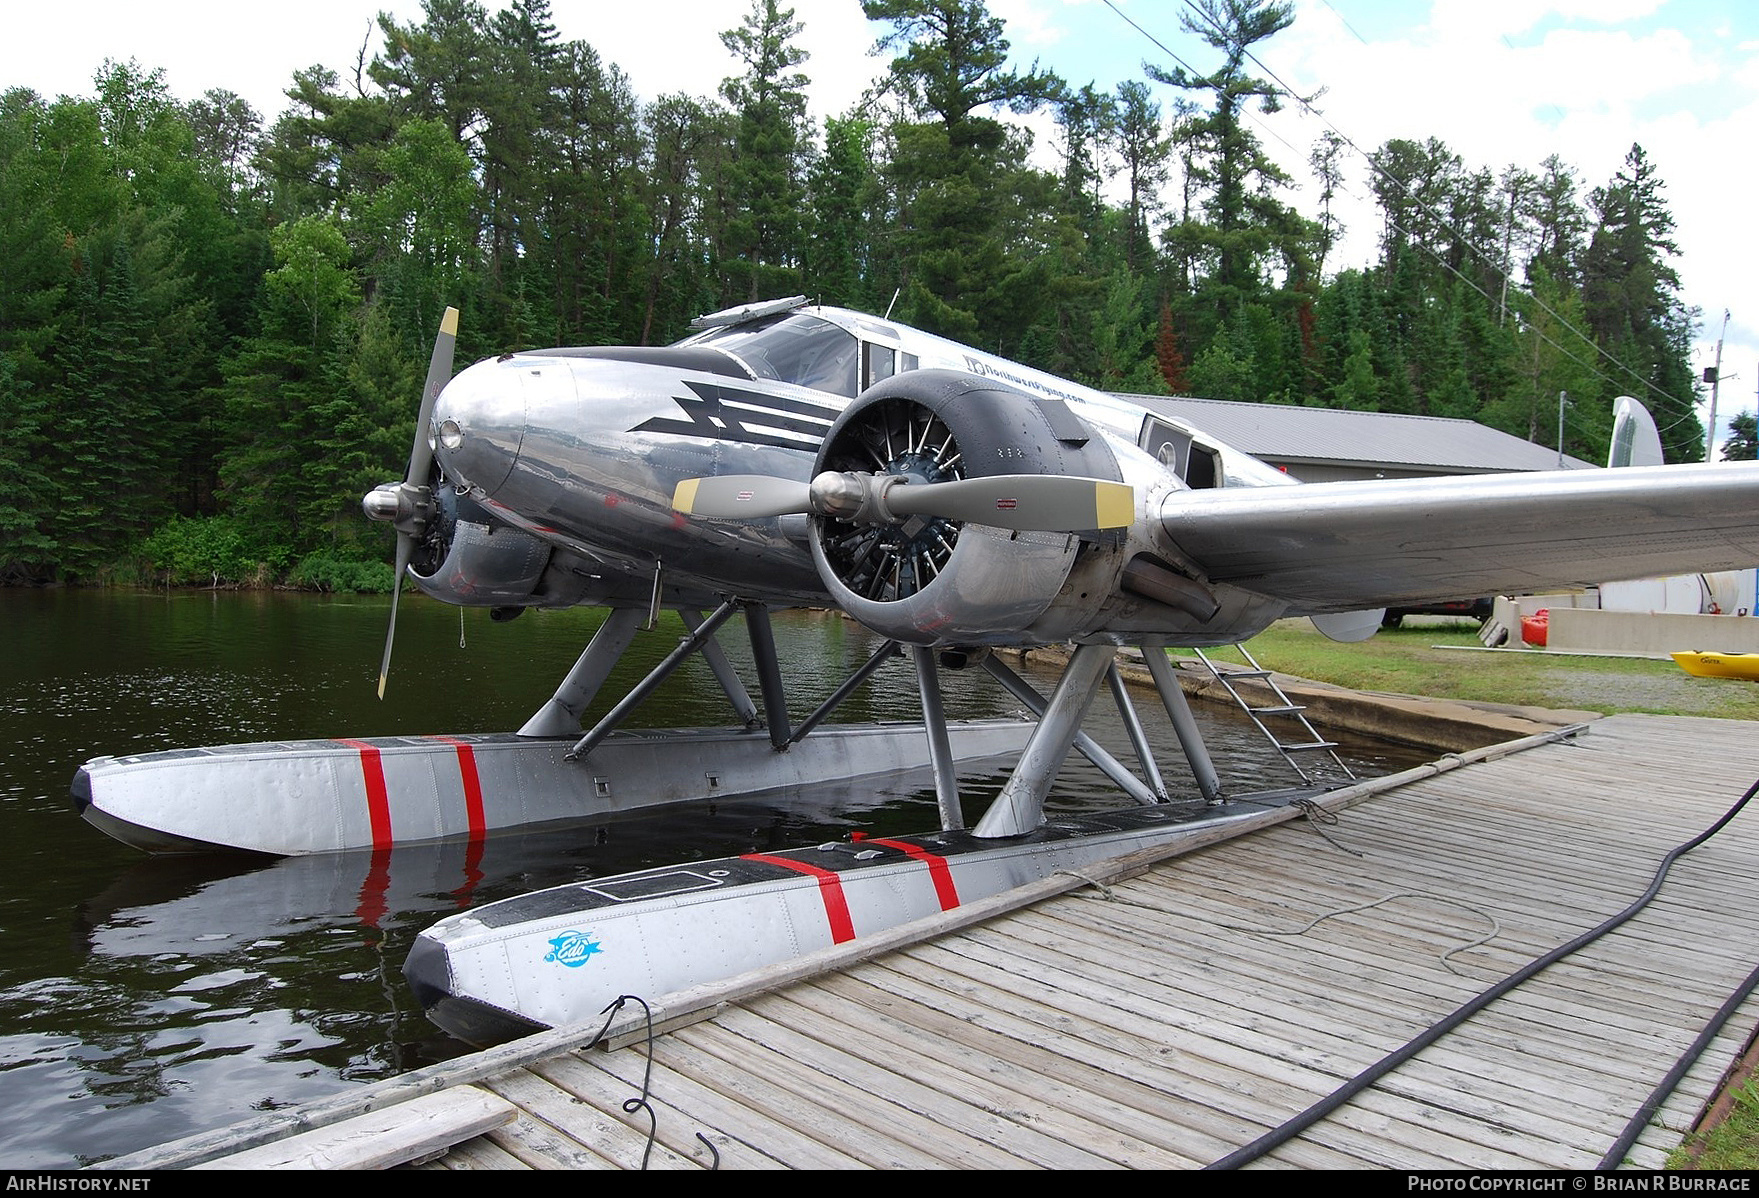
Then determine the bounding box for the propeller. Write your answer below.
[673,470,1134,532]
[362,306,459,698]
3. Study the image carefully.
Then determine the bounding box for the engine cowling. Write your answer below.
[808,370,1125,647]
[406,485,578,608]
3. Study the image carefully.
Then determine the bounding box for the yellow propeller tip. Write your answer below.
[672,478,700,514]
[440,307,459,336]
[1094,482,1135,529]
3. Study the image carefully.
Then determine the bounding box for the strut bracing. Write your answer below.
[913,647,965,831]
[1108,661,1170,802]
[974,644,1115,838]
[979,655,1160,807]
[683,609,760,728]
[1142,649,1224,803]
[565,598,742,761]
[791,640,904,745]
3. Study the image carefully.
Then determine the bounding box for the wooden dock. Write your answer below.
[108,713,1759,1170]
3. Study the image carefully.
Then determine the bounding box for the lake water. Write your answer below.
[0,588,1436,1168]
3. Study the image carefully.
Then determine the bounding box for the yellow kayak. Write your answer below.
[1671,651,1759,681]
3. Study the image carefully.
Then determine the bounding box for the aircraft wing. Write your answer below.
[1159,462,1759,615]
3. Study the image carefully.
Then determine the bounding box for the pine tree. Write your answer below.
[1147,0,1305,317]
[1582,144,1702,462]
[718,0,812,305]
[862,0,1064,346]
[1723,412,1757,462]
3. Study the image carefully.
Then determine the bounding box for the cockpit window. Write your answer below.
[683,314,862,398]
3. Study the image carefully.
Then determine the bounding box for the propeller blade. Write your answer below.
[405,306,460,485]
[673,475,813,519]
[377,534,414,700]
[376,306,459,699]
[885,475,1135,531]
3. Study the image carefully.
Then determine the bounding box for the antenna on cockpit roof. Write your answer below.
[884,287,901,320]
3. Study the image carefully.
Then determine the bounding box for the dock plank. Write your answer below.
[532,1050,842,1169]
[194,1086,515,1171]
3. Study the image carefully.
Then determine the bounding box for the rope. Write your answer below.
[1224,892,1503,978]
[584,994,720,1171]
[1290,797,1362,857]
[1053,867,1116,900]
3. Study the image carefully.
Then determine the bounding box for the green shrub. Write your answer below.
[141,516,287,587]
[288,551,397,593]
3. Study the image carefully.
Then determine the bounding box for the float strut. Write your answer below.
[791,640,904,745]
[975,644,1115,839]
[1143,649,1223,803]
[564,598,742,761]
[1108,661,1170,802]
[682,609,759,728]
[743,603,791,750]
[518,607,644,737]
[913,647,964,831]
[980,655,1160,807]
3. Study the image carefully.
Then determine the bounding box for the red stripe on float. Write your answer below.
[357,848,391,929]
[742,853,856,943]
[336,739,393,850]
[427,736,487,841]
[866,838,961,911]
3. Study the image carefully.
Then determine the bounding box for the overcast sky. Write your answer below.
[4,0,1755,451]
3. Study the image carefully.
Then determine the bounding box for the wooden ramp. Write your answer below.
[116,714,1759,1170]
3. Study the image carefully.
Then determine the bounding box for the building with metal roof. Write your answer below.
[1118,394,1596,482]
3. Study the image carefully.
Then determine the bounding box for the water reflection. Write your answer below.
[0,588,1433,1167]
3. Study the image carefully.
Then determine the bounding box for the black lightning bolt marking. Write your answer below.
[634,380,841,452]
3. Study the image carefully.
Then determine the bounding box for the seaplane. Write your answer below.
[72,295,1759,1043]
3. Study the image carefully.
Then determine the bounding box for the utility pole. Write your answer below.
[1704,309,1729,460]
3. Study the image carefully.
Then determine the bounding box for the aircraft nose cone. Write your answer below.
[430,358,529,497]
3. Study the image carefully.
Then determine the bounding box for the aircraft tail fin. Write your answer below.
[1608,397,1664,468]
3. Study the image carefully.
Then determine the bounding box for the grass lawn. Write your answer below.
[1670,1078,1759,1169]
[1202,617,1759,721]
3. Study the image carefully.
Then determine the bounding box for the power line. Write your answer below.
[1318,0,1370,47]
[1177,0,1695,417]
[1118,0,1700,423]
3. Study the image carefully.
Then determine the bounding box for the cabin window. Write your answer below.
[1185,445,1219,489]
[864,343,896,388]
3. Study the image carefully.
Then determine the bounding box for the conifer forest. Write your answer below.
[0,0,1712,587]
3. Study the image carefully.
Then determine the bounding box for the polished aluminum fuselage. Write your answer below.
[427,309,1295,645]
[433,352,831,607]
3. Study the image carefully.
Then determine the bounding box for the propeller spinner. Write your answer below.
[362,306,460,698]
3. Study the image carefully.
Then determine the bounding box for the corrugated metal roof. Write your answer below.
[1118,394,1597,473]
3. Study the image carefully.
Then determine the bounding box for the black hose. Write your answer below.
[1206,773,1759,1170]
[1597,958,1759,1168]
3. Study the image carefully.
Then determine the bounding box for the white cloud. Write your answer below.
[1256,2,1757,435]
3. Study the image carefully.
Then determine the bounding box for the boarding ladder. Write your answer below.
[1190,646,1356,785]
